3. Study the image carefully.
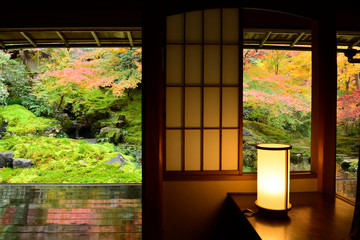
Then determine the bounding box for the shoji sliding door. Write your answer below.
[165,8,242,176]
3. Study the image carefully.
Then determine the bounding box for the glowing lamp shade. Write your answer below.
[255,143,292,217]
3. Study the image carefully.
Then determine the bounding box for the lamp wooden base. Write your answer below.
[255,200,292,218]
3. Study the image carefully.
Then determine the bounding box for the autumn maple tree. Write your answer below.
[243,49,312,135]
[30,48,141,113]
[337,50,360,135]
[44,48,141,97]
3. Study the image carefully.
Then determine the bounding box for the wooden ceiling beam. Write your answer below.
[350,38,360,48]
[290,32,305,48]
[259,31,272,48]
[20,32,37,47]
[56,31,70,48]
[91,31,101,47]
[1,43,141,49]
[127,31,134,47]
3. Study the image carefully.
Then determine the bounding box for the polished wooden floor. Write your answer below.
[0,184,142,240]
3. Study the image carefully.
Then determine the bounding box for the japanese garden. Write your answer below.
[0,48,142,183]
[0,47,358,186]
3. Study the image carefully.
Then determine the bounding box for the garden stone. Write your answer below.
[98,127,123,144]
[99,121,116,128]
[43,126,62,137]
[5,132,17,137]
[0,117,8,139]
[57,113,73,132]
[106,153,127,168]
[13,159,33,168]
[109,98,127,111]
[85,109,109,122]
[243,127,253,137]
[0,151,14,168]
[116,115,126,128]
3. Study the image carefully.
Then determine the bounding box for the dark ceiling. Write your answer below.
[0,2,359,51]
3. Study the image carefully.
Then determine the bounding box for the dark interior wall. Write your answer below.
[336,7,360,31]
[0,0,142,28]
[164,0,316,19]
[1,1,359,35]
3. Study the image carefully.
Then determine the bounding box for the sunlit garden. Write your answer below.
[0,46,358,187]
[0,48,142,183]
[242,49,312,172]
[242,48,358,200]
[336,49,360,201]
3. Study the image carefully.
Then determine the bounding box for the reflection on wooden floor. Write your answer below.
[0,184,142,240]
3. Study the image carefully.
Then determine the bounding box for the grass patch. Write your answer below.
[97,89,142,145]
[244,120,303,143]
[336,135,359,157]
[120,90,141,144]
[0,104,57,135]
[0,136,141,183]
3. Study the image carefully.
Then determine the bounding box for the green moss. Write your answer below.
[118,90,141,144]
[0,104,58,135]
[80,89,123,117]
[0,136,141,183]
[336,136,359,157]
[244,120,302,142]
[96,89,142,145]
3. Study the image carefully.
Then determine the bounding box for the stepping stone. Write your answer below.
[0,151,14,168]
[13,159,34,168]
[105,154,127,168]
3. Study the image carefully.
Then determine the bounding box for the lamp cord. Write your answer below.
[242,208,258,217]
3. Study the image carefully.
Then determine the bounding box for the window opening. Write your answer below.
[0,47,142,183]
[336,45,360,203]
[243,49,312,172]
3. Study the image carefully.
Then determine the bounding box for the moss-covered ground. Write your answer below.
[0,104,58,135]
[243,120,311,172]
[0,136,141,183]
[0,102,142,183]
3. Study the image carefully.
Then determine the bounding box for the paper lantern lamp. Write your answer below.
[255,143,292,217]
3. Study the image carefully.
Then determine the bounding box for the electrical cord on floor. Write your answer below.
[242,208,258,217]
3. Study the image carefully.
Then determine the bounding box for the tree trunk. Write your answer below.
[355,73,360,89]
[346,78,350,93]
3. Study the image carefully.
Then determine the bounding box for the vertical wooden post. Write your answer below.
[142,0,164,239]
[311,7,337,195]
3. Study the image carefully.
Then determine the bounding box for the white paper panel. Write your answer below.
[166,13,184,43]
[185,87,201,127]
[204,9,221,43]
[221,129,239,170]
[166,87,182,128]
[222,45,239,85]
[185,45,202,85]
[222,8,239,44]
[166,45,184,85]
[185,130,201,170]
[204,87,220,127]
[203,130,220,170]
[185,11,203,43]
[166,130,182,171]
[222,87,239,127]
[204,45,221,85]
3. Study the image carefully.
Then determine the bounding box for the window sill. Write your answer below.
[163,171,317,181]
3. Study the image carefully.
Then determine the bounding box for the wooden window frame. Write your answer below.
[164,8,244,178]
[163,8,317,181]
